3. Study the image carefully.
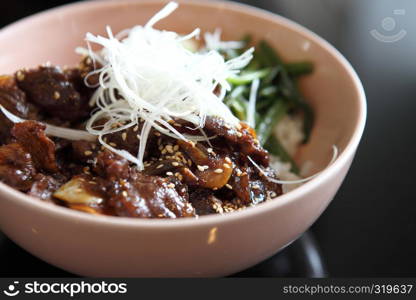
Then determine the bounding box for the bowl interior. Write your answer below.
[0,0,362,175]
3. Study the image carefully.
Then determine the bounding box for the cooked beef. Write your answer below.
[176,140,233,189]
[0,76,38,143]
[106,172,195,218]
[71,140,99,163]
[94,150,130,180]
[105,124,160,161]
[189,188,223,215]
[203,117,269,166]
[15,66,91,122]
[0,61,284,219]
[0,143,36,191]
[28,174,64,202]
[90,150,194,218]
[77,56,100,86]
[12,121,59,173]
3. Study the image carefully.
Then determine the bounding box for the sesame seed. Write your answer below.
[188,159,192,166]
[236,169,243,177]
[166,172,173,176]
[225,157,232,164]
[172,162,179,167]
[53,91,60,100]
[167,183,175,188]
[252,184,260,190]
[197,165,209,171]
[225,184,233,189]
[121,132,127,141]
[223,163,231,169]
[84,150,93,156]
[109,142,117,147]
[133,125,139,132]
[89,181,97,185]
[154,131,161,136]
[136,134,141,139]
[173,145,179,151]
[197,165,205,172]
[156,164,164,169]
[214,168,223,174]
[16,71,25,81]
[207,148,213,153]
[213,202,224,213]
[122,191,128,197]
[166,145,174,153]
[236,132,243,137]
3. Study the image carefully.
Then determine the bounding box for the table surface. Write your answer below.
[0,0,415,277]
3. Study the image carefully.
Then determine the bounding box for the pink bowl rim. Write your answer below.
[0,0,367,228]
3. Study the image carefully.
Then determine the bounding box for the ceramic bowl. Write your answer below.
[0,0,366,277]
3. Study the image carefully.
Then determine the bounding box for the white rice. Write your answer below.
[274,114,304,156]
[270,115,305,193]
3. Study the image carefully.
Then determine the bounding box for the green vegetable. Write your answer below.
[229,97,247,121]
[224,38,315,170]
[285,61,314,77]
[261,66,280,86]
[258,40,284,66]
[256,41,314,142]
[227,68,272,85]
[259,86,278,98]
[255,99,287,145]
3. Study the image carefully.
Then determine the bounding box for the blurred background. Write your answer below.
[0,0,415,277]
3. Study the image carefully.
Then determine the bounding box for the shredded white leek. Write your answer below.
[247,78,260,128]
[76,1,254,169]
[0,105,96,142]
[204,28,245,52]
[45,125,96,142]
[0,105,23,123]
